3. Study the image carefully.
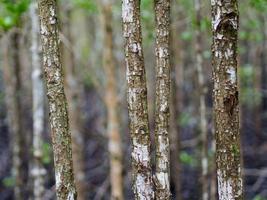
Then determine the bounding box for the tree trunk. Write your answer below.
[101,2,124,200]
[169,2,184,199]
[61,7,87,200]
[30,2,46,200]
[37,1,77,199]
[154,0,171,199]
[211,0,243,199]
[2,30,26,200]
[122,1,154,199]
[194,0,209,199]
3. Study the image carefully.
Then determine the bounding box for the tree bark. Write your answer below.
[211,0,243,199]
[101,2,124,200]
[122,1,154,199]
[30,2,46,200]
[154,0,171,199]
[194,0,209,199]
[37,1,77,199]
[2,30,26,200]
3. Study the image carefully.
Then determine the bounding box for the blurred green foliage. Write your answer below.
[180,151,197,167]
[239,65,262,108]
[0,0,30,31]
[42,142,52,165]
[250,0,267,11]
[71,0,97,13]
[2,176,15,188]
[253,195,267,200]
[178,112,192,128]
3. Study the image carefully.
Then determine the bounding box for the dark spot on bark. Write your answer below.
[223,92,238,116]
[217,12,238,38]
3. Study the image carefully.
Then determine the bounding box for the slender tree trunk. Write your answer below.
[61,7,87,200]
[2,31,25,200]
[154,0,171,199]
[169,2,184,199]
[194,0,209,199]
[122,1,154,199]
[101,2,124,200]
[211,0,243,199]
[253,45,262,142]
[30,2,46,200]
[37,1,77,199]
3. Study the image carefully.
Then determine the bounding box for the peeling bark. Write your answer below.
[154,0,171,199]
[30,2,46,200]
[37,1,77,199]
[122,0,154,199]
[101,2,124,200]
[211,0,243,199]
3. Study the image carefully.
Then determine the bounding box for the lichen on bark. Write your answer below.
[154,0,171,199]
[211,0,243,199]
[37,1,77,199]
[122,0,154,199]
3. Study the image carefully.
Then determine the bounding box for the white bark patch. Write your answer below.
[55,170,62,190]
[67,191,75,200]
[212,7,221,30]
[136,174,154,200]
[156,172,169,190]
[217,170,234,200]
[226,67,236,84]
[158,47,168,58]
[211,0,215,6]
[130,43,142,56]
[122,0,134,23]
[40,24,48,35]
[132,138,149,167]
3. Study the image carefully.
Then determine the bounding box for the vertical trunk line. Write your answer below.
[154,0,171,199]
[211,0,244,199]
[30,2,46,200]
[122,1,154,199]
[101,2,124,200]
[194,0,209,199]
[37,1,77,199]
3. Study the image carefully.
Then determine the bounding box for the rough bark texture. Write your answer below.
[37,1,77,199]
[101,2,124,200]
[211,0,243,199]
[154,0,171,199]
[194,0,209,199]
[30,2,46,200]
[122,1,154,199]
[2,31,26,200]
[62,8,87,200]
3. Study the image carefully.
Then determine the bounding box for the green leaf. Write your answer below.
[181,31,192,41]
[252,195,267,200]
[180,151,197,167]
[2,176,15,188]
[72,0,97,12]
[42,142,52,165]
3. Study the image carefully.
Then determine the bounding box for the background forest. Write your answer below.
[0,0,267,199]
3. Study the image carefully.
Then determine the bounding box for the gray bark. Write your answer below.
[154,0,171,199]
[211,0,244,199]
[122,0,154,199]
[37,1,77,199]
